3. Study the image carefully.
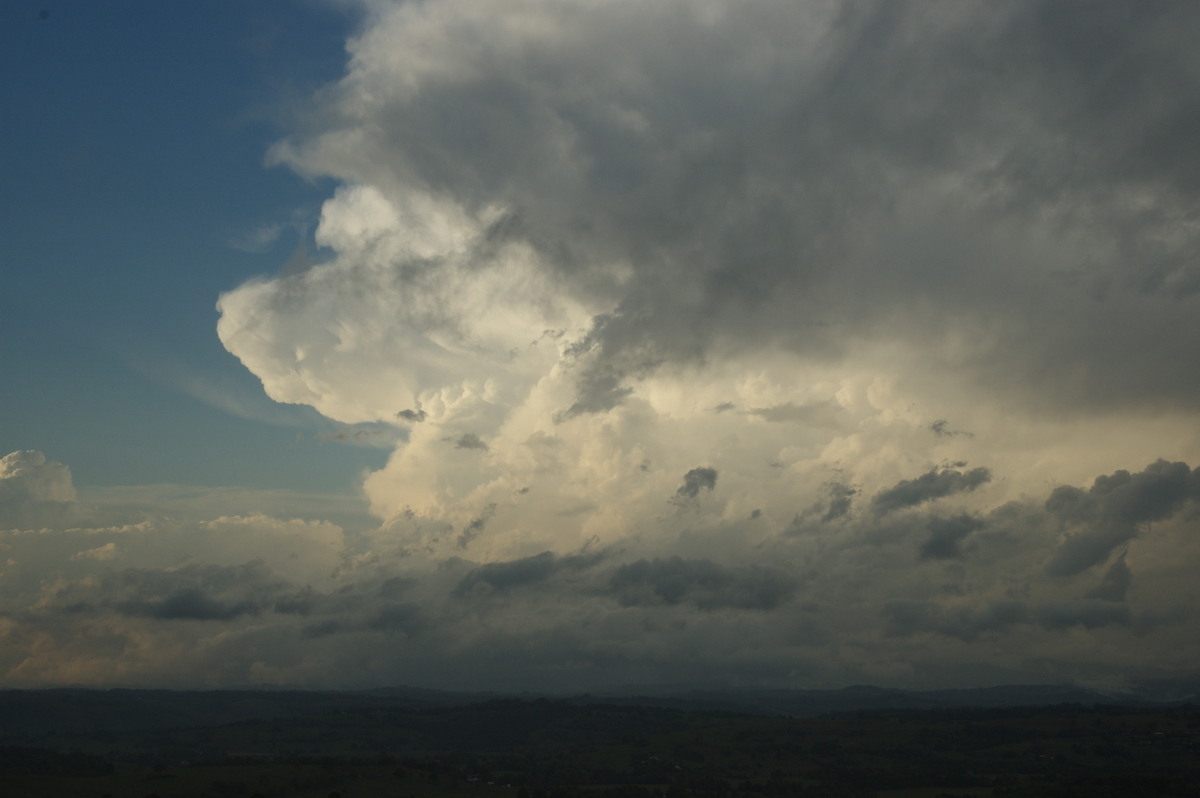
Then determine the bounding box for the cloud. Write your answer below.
[119,588,260,622]
[452,550,602,597]
[873,467,992,515]
[930,420,973,438]
[608,557,795,611]
[14,0,1200,690]
[0,451,77,529]
[1088,554,1132,603]
[884,599,1031,642]
[1044,460,1198,576]
[673,467,718,502]
[249,0,1200,417]
[453,432,488,451]
[748,401,841,426]
[1035,600,1132,631]
[918,514,985,561]
[3,448,1200,689]
[457,503,497,549]
[210,0,1200,560]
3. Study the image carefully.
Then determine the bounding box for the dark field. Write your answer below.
[2,690,1199,797]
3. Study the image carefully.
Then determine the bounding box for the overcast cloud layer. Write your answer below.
[5,0,1200,691]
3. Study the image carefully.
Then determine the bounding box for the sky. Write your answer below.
[2,0,1200,693]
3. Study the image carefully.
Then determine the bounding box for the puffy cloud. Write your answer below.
[205,2,1200,597]
[196,0,1200,690]
[2,450,1200,689]
[673,467,718,502]
[0,450,77,529]
[1044,460,1198,576]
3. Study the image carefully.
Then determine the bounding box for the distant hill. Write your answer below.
[0,681,1194,737]
[578,683,1178,717]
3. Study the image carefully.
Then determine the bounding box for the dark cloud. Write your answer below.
[918,514,985,561]
[1087,554,1132,603]
[295,601,427,638]
[90,562,289,622]
[790,482,859,531]
[452,551,605,597]
[885,595,1134,640]
[365,602,426,635]
[396,408,426,423]
[884,598,1030,642]
[873,467,992,515]
[457,503,497,549]
[453,433,488,451]
[1045,460,1197,576]
[1035,600,1132,631]
[930,420,973,438]
[609,557,795,611]
[273,588,318,616]
[379,576,416,598]
[119,588,260,622]
[300,619,346,639]
[555,352,636,420]
[821,482,857,523]
[673,467,718,502]
[454,551,562,596]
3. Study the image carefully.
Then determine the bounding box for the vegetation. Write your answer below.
[2,694,1199,797]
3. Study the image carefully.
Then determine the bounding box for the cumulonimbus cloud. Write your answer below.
[56,0,1186,689]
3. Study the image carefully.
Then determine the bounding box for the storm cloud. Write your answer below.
[5,0,1200,692]
[609,557,796,612]
[873,467,993,515]
[673,467,719,502]
[1044,460,1198,576]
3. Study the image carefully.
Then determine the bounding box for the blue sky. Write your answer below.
[1,1,380,491]
[2,0,1200,692]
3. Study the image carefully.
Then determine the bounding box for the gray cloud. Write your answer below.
[821,482,857,523]
[119,588,260,622]
[453,433,488,451]
[14,0,1200,692]
[364,602,426,635]
[747,401,840,426]
[261,0,1200,415]
[32,562,291,624]
[884,599,1031,642]
[918,514,985,561]
[1045,460,1198,576]
[930,420,972,438]
[673,467,718,502]
[457,503,497,549]
[3,452,1199,690]
[452,550,602,597]
[1035,600,1132,631]
[609,557,795,611]
[873,467,992,515]
[1087,554,1132,603]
